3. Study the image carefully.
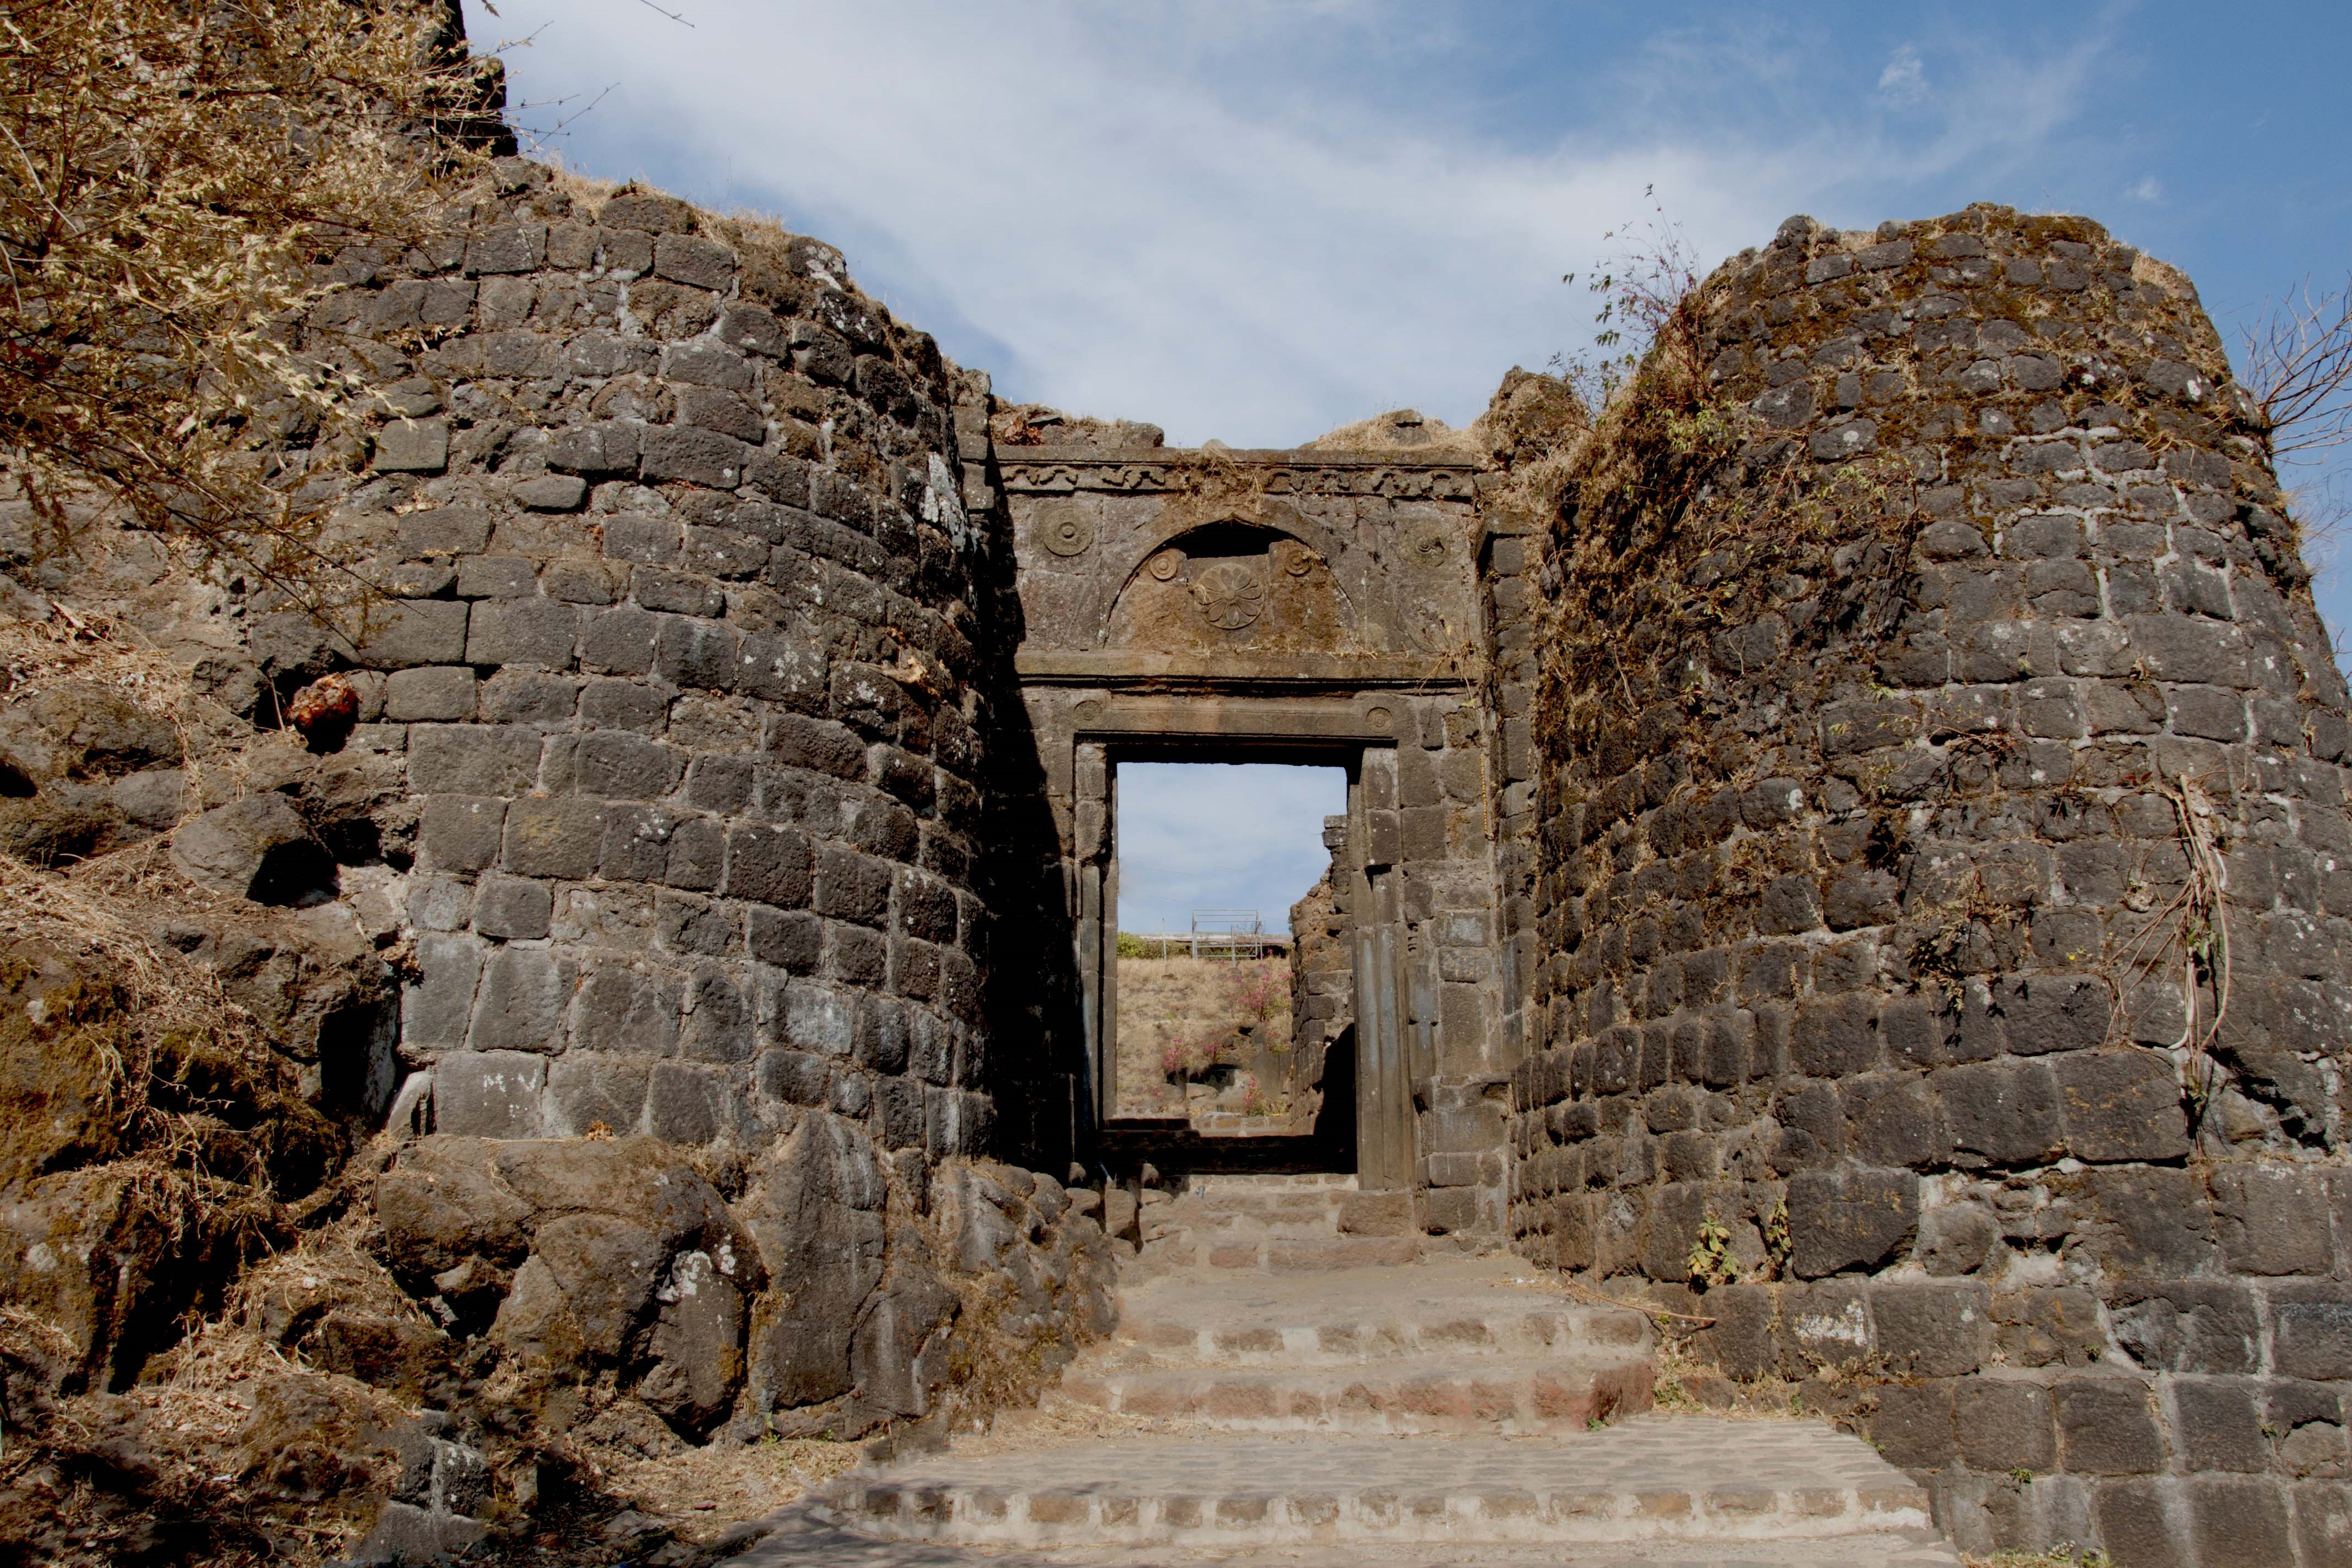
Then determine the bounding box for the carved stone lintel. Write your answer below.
[998,453,1478,500]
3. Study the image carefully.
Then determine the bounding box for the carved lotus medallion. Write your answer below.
[1192,560,1265,630]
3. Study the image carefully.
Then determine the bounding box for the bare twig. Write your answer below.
[2104,769,2233,1121]
[2242,275,2352,459]
[0,0,488,610]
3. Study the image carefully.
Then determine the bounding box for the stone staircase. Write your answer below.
[744,1175,1964,1566]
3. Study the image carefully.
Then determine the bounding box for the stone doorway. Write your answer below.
[1086,736,1407,1184]
[1104,759,1348,1135]
[984,433,1535,1238]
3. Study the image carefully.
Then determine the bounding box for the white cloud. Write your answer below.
[2127,174,2166,202]
[1877,45,1928,105]
[468,2,2122,447]
[1114,764,1347,935]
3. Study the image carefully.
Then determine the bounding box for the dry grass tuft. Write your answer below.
[600,1438,859,1542]
[1965,1549,2111,1568]
[1301,409,1484,455]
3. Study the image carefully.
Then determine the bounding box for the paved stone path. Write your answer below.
[722,1506,1961,1567]
[1065,1251,1653,1435]
[719,1177,1964,1567]
[813,1420,1945,1555]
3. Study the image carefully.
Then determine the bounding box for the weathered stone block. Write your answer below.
[2186,1475,2296,1567]
[472,875,553,940]
[1956,1379,2056,1473]
[663,815,726,891]
[466,597,579,669]
[502,797,606,880]
[682,967,754,1064]
[573,962,680,1057]
[2289,1481,2352,1568]
[2212,1166,2334,1276]
[2106,1282,2260,1375]
[1786,1165,1918,1278]
[351,600,471,669]
[1871,1282,1991,1377]
[455,556,537,600]
[467,946,577,1053]
[1932,1058,2062,1167]
[2055,1378,2167,1474]
[2174,1378,2273,1473]
[546,1056,649,1137]
[383,666,479,723]
[815,847,891,927]
[433,1050,546,1137]
[1869,1380,1955,1469]
[749,907,823,972]
[1756,874,1823,935]
[2092,1479,2192,1568]
[403,932,485,1050]
[646,1061,728,1144]
[1790,992,1879,1076]
[410,725,543,797]
[1999,973,2106,1055]
[373,418,450,473]
[756,1048,831,1107]
[563,731,683,802]
[2077,1168,2221,1280]
[656,893,736,957]
[2052,1049,2190,1163]
[546,420,640,476]
[654,232,736,291]
[640,426,747,489]
[513,474,588,513]
[1991,1286,2107,1369]
[2274,1289,2352,1381]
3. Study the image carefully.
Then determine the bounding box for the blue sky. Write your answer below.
[1115,764,1348,935]
[466,0,2352,919]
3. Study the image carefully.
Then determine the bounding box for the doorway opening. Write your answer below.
[1109,760,1351,1140]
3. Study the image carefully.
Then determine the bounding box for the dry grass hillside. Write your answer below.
[1113,955,1293,1120]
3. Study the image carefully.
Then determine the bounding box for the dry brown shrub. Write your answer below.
[0,0,493,609]
[0,844,336,1267]
[12,1316,413,1565]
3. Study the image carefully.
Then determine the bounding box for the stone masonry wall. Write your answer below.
[1510,205,2352,1564]
[1285,818,1354,1129]
[202,153,1110,1439]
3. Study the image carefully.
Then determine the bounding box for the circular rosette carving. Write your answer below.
[1272,537,1316,577]
[1039,508,1094,557]
[1147,548,1184,581]
[1191,560,1265,630]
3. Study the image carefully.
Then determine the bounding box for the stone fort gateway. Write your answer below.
[14,26,2352,1567]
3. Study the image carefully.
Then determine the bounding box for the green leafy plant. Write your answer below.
[1761,1199,1792,1278]
[1686,1214,1740,1288]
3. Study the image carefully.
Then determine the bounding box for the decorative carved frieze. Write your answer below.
[997,452,1478,500]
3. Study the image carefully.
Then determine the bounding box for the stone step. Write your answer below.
[1110,1257,1651,1365]
[722,1509,1962,1567]
[1136,1233,1428,1273]
[1057,1349,1653,1433]
[1038,1537,1963,1567]
[811,1420,1940,1555]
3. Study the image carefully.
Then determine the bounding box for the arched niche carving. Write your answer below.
[1104,520,1362,654]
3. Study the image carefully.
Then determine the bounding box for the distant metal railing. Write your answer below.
[1118,913,1291,961]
